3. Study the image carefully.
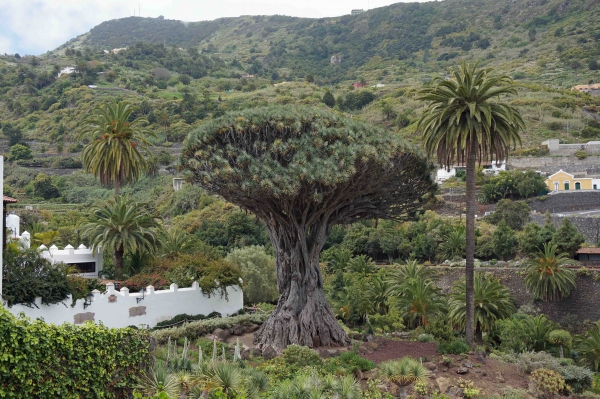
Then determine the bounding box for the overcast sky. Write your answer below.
[0,0,424,56]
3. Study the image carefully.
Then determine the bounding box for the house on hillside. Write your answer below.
[571,83,600,95]
[545,170,600,191]
[576,248,600,262]
[353,82,368,89]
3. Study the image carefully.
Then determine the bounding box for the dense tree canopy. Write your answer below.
[181,106,435,349]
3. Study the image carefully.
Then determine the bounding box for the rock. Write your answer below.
[495,372,505,383]
[456,367,469,374]
[362,342,380,351]
[448,386,462,397]
[352,333,363,341]
[262,346,277,360]
[231,324,245,336]
[424,362,438,372]
[475,351,487,364]
[240,349,251,360]
[461,360,473,369]
[212,328,230,341]
[251,348,262,357]
[363,334,374,342]
[246,324,260,333]
[436,377,451,394]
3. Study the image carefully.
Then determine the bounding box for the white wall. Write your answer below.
[4,282,244,329]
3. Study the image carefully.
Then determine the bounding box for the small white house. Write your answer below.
[57,66,75,78]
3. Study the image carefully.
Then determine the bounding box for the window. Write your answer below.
[575,182,581,190]
[594,184,597,190]
[554,182,559,190]
[564,181,570,190]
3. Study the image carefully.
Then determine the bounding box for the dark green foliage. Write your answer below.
[2,122,23,146]
[7,143,32,161]
[488,199,530,231]
[551,218,585,257]
[322,90,335,108]
[32,173,61,199]
[437,339,470,354]
[154,312,221,329]
[492,220,518,260]
[0,307,150,399]
[340,90,376,110]
[2,247,71,307]
[324,351,375,374]
[480,171,546,203]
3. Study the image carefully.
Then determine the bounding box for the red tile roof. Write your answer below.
[3,195,17,203]
[577,248,600,254]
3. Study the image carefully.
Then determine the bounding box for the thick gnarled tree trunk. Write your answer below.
[254,222,350,350]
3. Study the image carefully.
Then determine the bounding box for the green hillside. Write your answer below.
[0,0,600,176]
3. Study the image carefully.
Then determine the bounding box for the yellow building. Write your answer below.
[545,170,600,191]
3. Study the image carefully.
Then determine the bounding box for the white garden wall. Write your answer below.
[4,282,243,329]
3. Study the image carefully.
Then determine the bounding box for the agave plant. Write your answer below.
[378,358,429,399]
[448,272,515,341]
[524,243,577,302]
[136,365,180,398]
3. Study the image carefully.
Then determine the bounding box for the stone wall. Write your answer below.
[507,155,600,174]
[435,267,600,324]
[528,191,600,213]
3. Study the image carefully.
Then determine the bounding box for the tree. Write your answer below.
[552,218,585,257]
[322,91,335,108]
[492,220,517,260]
[488,199,530,231]
[549,330,572,358]
[2,122,23,146]
[7,144,32,161]
[418,62,524,345]
[32,173,60,199]
[379,358,429,399]
[81,101,154,194]
[225,246,278,305]
[82,196,159,279]
[448,272,516,342]
[525,243,577,302]
[518,222,544,255]
[438,227,466,261]
[517,170,547,198]
[576,323,600,371]
[181,106,435,349]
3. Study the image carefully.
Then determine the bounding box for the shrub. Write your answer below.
[7,143,32,161]
[418,333,436,342]
[437,339,469,355]
[0,307,150,398]
[124,273,170,292]
[225,246,278,305]
[153,312,221,329]
[530,368,568,398]
[282,344,323,367]
[576,150,589,160]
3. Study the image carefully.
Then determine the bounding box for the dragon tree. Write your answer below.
[181,106,435,349]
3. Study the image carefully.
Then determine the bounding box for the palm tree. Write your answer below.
[576,323,600,371]
[379,358,429,399]
[448,272,516,342]
[418,62,524,345]
[438,227,466,261]
[157,227,202,259]
[524,243,577,302]
[395,276,446,328]
[82,196,159,279]
[81,101,155,194]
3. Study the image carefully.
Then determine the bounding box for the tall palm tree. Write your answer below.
[81,101,155,194]
[418,62,524,345]
[524,243,577,302]
[82,196,159,279]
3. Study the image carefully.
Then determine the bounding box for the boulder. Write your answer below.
[352,333,363,341]
[456,367,469,375]
[246,324,260,333]
[436,377,451,394]
[262,346,277,360]
[495,372,505,383]
[424,362,438,372]
[212,328,230,341]
[231,324,245,336]
[321,349,340,358]
[461,360,473,369]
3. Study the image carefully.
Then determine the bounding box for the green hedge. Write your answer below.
[151,313,270,343]
[0,306,150,398]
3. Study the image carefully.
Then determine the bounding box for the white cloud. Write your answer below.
[0,0,423,55]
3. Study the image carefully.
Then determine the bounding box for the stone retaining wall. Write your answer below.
[530,214,600,244]
[435,268,600,324]
[528,191,600,213]
[507,155,600,174]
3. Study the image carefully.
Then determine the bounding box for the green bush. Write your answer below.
[225,246,278,305]
[530,368,568,397]
[437,339,469,354]
[7,143,32,161]
[153,312,221,329]
[418,333,436,342]
[0,306,150,398]
[282,344,323,367]
[575,150,589,160]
